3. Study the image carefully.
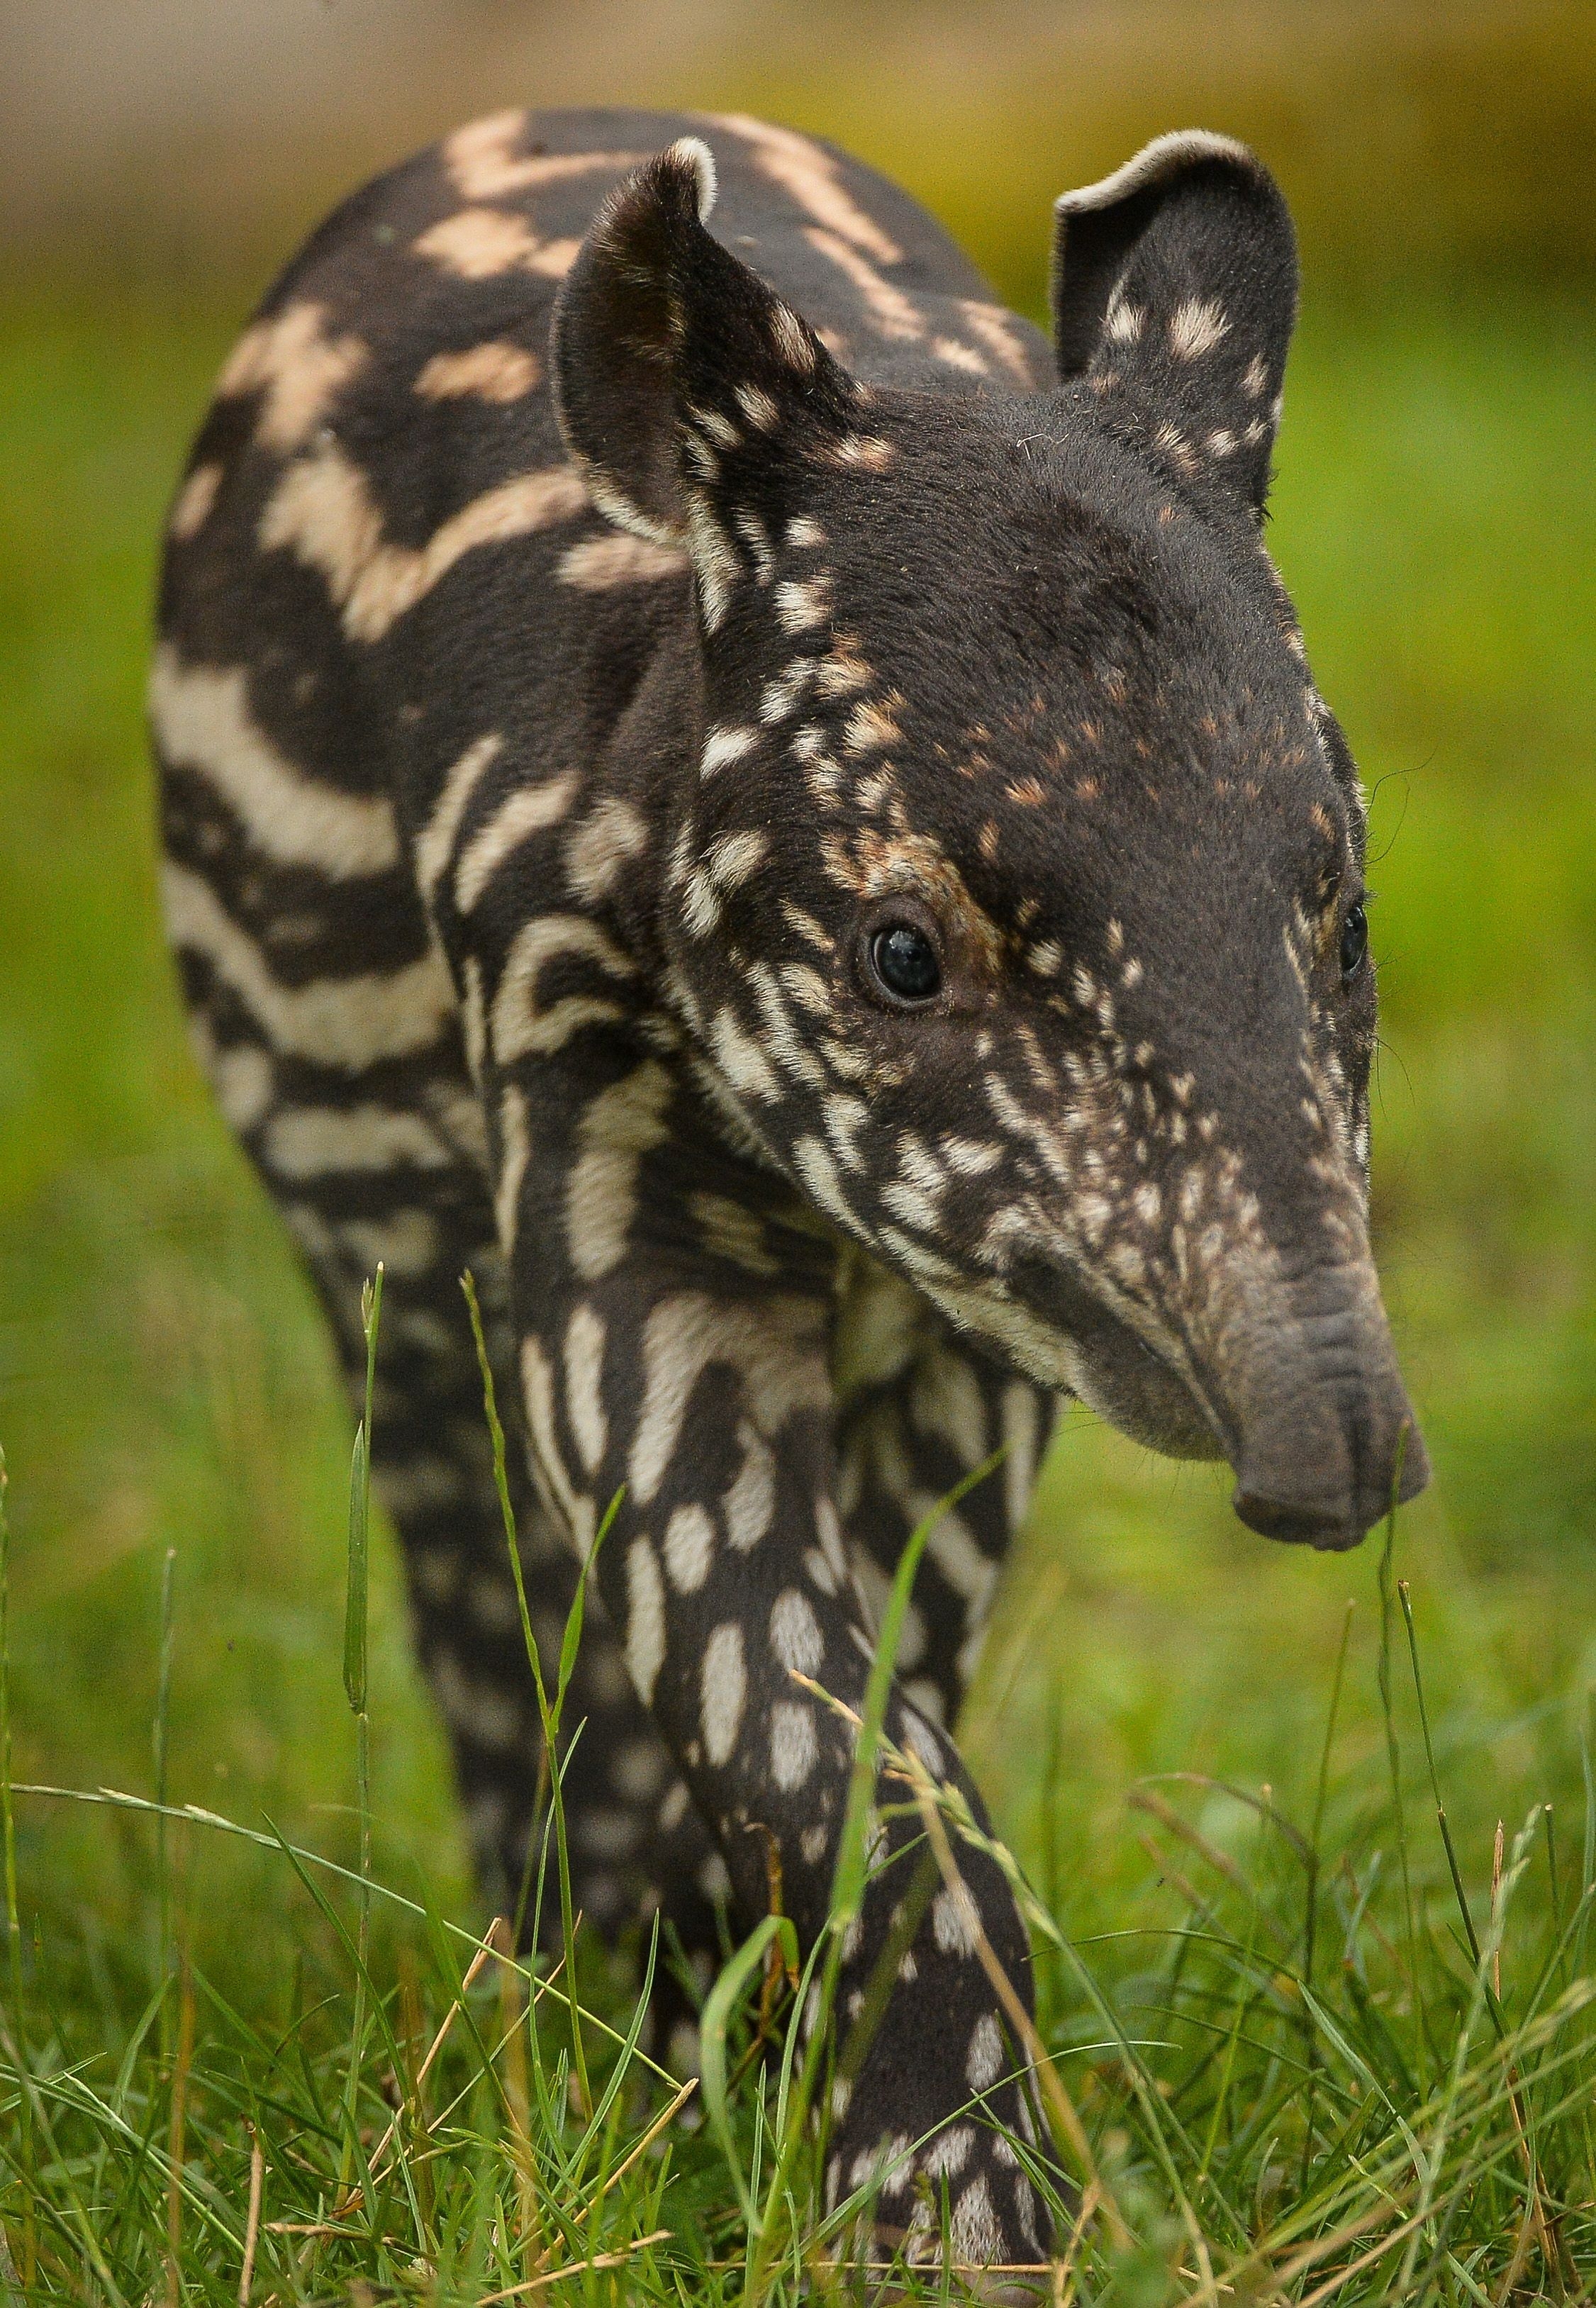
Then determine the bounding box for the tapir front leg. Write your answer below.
[835,1261,1060,1732]
[496,1035,1051,2276]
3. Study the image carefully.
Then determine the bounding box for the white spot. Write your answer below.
[713,112,903,265]
[216,301,367,450]
[700,725,758,779]
[563,1305,608,1476]
[698,1850,732,1901]
[707,828,769,890]
[493,1081,531,1251]
[794,1135,856,1232]
[691,402,741,451]
[803,225,922,340]
[414,208,580,281]
[770,1587,823,1676]
[415,732,502,907]
[759,659,815,725]
[1168,296,1230,359]
[723,1422,775,1551]
[628,1292,828,1507]
[433,1649,521,1751]
[932,334,988,374]
[932,1883,980,1958]
[1104,290,1144,345]
[710,1006,781,1103]
[685,494,737,630]
[564,796,648,903]
[734,381,781,431]
[921,2122,973,2179]
[663,1502,715,1593]
[949,2173,1004,2265]
[902,1711,942,1778]
[733,508,776,581]
[966,2011,1003,2091]
[490,913,634,1062]
[701,1623,747,1765]
[770,1700,817,1790]
[624,1538,666,1703]
[415,340,540,403]
[774,576,830,634]
[680,866,721,940]
[566,1061,671,1281]
[168,462,221,540]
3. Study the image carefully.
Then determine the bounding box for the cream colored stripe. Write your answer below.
[557,533,688,591]
[491,915,635,1065]
[710,114,903,265]
[803,228,924,341]
[258,445,588,643]
[454,774,579,914]
[162,861,453,1069]
[264,1105,455,1178]
[415,732,502,907]
[151,646,398,878]
[444,111,647,201]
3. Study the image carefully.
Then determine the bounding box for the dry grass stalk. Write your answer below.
[238,2126,265,2307]
[471,2225,671,2304]
[165,1953,195,2308]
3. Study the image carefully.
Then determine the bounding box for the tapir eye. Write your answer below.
[870,922,942,1005]
[1339,901,1369,979]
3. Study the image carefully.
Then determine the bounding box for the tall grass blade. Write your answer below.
[1398,1578,1486,1986]
[460,1268,601,2122]
[155,1540,177,2051]
[1375,1459,1424,2088]
[340,1265,381,2187]
[700,1912,797,2223]
[0,1449,30,2292]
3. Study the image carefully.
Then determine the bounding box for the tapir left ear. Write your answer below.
[1051,132,1298,519]
[552,138,856,620]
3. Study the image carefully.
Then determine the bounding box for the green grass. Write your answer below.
[0,280,1593,2297]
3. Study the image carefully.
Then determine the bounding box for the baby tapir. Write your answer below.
[153,106,1428,2282]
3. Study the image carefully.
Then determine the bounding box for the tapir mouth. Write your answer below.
[1007,1248,1429,1550]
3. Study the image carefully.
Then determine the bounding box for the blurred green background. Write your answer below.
[0,0,1592,2000]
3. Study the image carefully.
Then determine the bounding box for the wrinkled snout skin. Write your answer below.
[1220,1251,1428,1549]
[1014,1226,1428,1551]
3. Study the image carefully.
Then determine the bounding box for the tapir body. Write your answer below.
[154,106,1426,2284]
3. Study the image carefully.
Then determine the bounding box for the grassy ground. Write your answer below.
[0,277,1593,2297]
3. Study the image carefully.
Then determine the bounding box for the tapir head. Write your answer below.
[552,133,1429,1549]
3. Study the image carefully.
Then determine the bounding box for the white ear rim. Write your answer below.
[664,135,718,223]
[1054,128,1256,219]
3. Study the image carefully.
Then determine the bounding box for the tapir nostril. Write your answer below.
[1232,1393,1430,1553]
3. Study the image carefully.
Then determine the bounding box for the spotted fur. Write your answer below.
[154,106,1427,2287]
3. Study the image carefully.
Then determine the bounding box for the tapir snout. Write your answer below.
[1216,1254,1429,1549]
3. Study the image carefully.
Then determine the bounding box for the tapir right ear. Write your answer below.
[552,138,855,564]
[1051,132,1298,518]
